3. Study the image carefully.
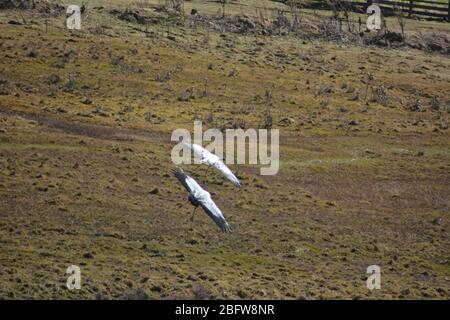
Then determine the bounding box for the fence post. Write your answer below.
[448,0,450,22]
[409,0,413,17]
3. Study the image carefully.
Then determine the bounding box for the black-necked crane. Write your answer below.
[172,168,232,233]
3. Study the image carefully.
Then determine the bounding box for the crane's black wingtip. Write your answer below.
[222,223,232,233]
[171,167,186,178]
[232,179,242,188]
[171,167,183,174]
[172,167,192,193]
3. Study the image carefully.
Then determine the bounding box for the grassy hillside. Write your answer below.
[0,0,449,299]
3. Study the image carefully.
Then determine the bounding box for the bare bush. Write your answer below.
[219,0,227,19]
[393,4,406,42]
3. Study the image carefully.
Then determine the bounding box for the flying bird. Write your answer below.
[185,143,242,188]
[172,168,232,233]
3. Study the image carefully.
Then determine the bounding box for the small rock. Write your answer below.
[47,74,60,84]
[140,277,149,283]
[81,97,92,105]
[150,286,162,292]
[187,239,198,245]
[122,288,149,300]
[237,290,248,299]
[83,252,94,259]
[401,288,411,296]
[228,68,239,77]
[0,79,10,95]
[27,49,38,58]
[278,117,294,126]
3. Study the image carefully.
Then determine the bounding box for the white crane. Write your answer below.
[185,143,242,188]
[173,168,232,233]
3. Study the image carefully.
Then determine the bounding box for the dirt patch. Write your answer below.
[0,109,169,143]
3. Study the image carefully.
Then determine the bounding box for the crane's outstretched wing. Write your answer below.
[172,168,203,194]
[184,143,209,164]
[190,143,205,158]
[199,197,232,233]
[213,161,242,188]
[184,143,242,188]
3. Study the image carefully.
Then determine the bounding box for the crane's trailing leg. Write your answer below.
[191,207,197,223]
[188,194,199,224]
[203,165,210,185]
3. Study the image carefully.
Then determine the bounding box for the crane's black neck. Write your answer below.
[188,194,200,207]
